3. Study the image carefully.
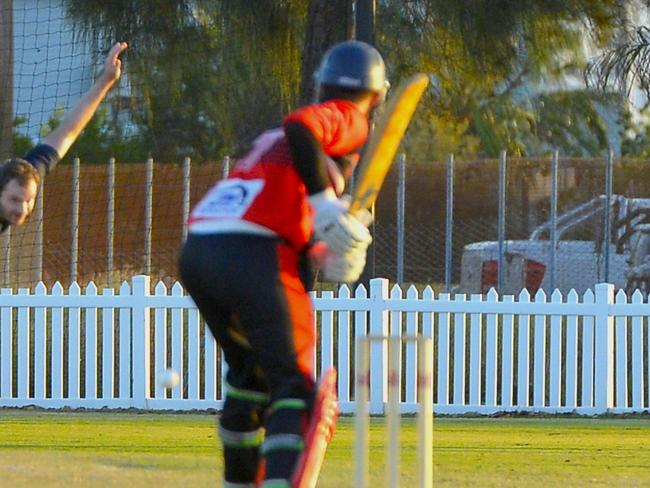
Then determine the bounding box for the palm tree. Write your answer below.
[586,25,650,97]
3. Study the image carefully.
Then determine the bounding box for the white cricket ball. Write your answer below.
[159,368,180,389]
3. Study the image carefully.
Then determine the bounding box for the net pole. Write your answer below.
[497,150,507,293]
[70,157,80,284]
[445,154,454,292]
[0,0,13,161]
[34,180,44,283]
[182,157,191,242]
[107,157,115,288]
[550,150,559,291]
[2,228,9,288]
[396,154,405,284]
[604,149,614,282]
[144,158,153,276]
[221,155,230,178]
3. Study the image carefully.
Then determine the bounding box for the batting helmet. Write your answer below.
[314,40,389,100]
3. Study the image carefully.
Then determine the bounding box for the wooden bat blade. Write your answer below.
[350,73,429,213]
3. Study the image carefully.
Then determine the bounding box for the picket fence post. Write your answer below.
[131,275,151,408]
[369,278,389,414]
[1,288,13,399]
[594,283,614,413]
[17,287,30,399]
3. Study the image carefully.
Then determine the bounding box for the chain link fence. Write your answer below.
[4,154,650,294]
[371,155,650,292]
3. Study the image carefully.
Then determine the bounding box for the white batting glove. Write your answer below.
[309,188,372,256]
[339,194,373,227]
[323,249,367,283]
[309,242,368,283]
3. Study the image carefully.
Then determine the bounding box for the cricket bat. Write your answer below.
[291,368,339,488]
[349,73,429,214]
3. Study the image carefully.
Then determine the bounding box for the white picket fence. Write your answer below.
[1,276,650,415]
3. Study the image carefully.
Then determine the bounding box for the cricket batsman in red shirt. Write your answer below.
[179,40,389,488]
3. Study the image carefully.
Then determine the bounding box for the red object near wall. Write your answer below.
[481,260,498,294]
[524,259,546,294]
[481,258,546,294]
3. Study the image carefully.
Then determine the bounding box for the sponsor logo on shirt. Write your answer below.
[192,178,265,219]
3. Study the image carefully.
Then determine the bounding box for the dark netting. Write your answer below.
[4,3,650,293]
[351,157,649,292]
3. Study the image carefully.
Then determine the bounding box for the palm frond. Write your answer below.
[585,26,650,96]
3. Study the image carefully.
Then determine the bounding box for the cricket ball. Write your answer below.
[159,368,180,389]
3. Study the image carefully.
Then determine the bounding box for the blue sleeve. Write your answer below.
[23,144,61,178]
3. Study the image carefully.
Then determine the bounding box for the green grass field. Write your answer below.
[1,409,650,487]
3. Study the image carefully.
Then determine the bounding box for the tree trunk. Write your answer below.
[299,0,353,105]
[0,0,13,162]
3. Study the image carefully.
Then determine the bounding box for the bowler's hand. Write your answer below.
[100,41,128,85]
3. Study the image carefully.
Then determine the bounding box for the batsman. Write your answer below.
[179,40,388,487]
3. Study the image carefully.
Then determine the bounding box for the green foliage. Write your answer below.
[471,99,537,157]
[59,0,631,161]
[534,90,614,156]
[42,107,152,164]
[12,117,33,157]
[622,128,650,158]
[378,0,625,159]
[63,0,306,160]
[427,0,618,75]
[463,89,617,158]
[620,104,650,158]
